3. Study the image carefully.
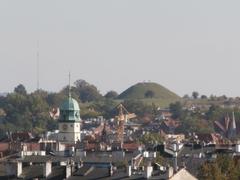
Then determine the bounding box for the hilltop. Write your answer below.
[118,82,180,107]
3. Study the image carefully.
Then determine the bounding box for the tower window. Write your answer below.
[75,112,79,118]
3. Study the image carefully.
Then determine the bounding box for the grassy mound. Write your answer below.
[118,82,180,107]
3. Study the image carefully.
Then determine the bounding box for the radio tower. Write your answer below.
[36,40,40,91]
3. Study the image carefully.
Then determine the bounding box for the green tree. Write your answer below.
[176,113,214,134]
[169,101,183,119]
[201,95,208,99]
[192,91,199,99]
[74,79,90,89]
[123,99,153,117]
[0,89,54,134]
[198,155,240,180]
[14,84,27,95]
[47,93,66,107]
[74,79,102,102]
[140,133,163,145]
[205,105,223,121]
[90,99,118,119]
[104,91,118,99]
[80,86,102,102]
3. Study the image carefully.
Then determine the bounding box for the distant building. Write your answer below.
[159,119,180,134]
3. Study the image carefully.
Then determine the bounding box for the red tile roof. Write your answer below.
[123,143,140,152]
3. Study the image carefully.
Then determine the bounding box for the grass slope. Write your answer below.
[118,82,180,107]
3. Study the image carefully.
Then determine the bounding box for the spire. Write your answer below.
[68,72,71,98]
[228,111,237,139]
[232,111,236,129]
[225,113,230,131]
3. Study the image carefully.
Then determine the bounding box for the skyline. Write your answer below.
[1,1,240,97]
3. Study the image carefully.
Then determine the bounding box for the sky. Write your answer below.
[1,1,240,97]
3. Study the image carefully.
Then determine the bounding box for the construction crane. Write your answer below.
[115,104,136,145]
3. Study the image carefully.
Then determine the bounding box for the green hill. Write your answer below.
[118,82,180,107]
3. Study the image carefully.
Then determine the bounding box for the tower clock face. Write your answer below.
[62,124,68,130]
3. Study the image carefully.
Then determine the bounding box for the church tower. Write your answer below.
[58,75,81,143]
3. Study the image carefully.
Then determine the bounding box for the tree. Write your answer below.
[205,105,222,121]
[59,86,80,102]
[90,99,118,119]
[201,95,208,99]
[145,90,155,98]
[74,79,103,102]
[105,91,118,99]
[123,99,152,117]
[140,133,163,145]
[198,162,222,180]
[176,114,214,134]
[80,86,103,102]
[0,88,54,135]
[183,94,190,99]
[198,155,240,180]
[47,93,66,107]
[74,79,90,89]
[14,84,27,95]
[169,101,183,119]
[192,91,199,99]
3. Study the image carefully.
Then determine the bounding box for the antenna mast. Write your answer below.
[37,40,40,91]
[68,72,71,97]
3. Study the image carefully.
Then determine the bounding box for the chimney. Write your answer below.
[109,164,113,177]
[174,156,178,173]
[16,161,22,178]
[77,160,83,169]
[22,144,27,152]
[127,165,132,177]
[66,165,72,179]
[43,161,52,178]
[166,166,174,178]
[145,164,153,179]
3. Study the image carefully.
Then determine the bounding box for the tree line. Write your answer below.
[0,80,158,138]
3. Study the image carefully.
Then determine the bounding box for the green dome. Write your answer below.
[60,97,80,111]
[59,97,81,122]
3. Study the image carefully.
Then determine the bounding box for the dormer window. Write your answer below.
[75,112,79,118]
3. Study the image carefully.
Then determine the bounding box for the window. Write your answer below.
[75,112,79,118]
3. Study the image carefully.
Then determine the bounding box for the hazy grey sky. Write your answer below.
[1,1,240,97]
